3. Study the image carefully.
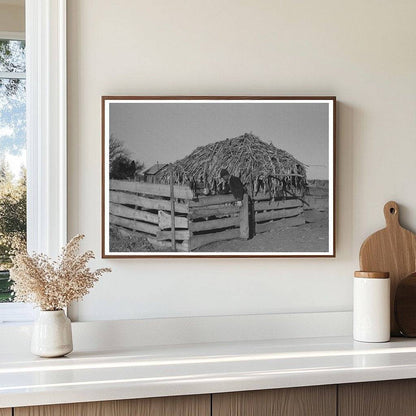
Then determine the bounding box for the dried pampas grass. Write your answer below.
[10,234,111,311]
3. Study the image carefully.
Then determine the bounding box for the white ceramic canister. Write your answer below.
[353,271,390,343]
[31,310,73,357]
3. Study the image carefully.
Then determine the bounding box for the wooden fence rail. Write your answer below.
[110,179,194,199]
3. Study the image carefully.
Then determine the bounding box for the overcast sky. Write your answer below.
[109,101,330,179]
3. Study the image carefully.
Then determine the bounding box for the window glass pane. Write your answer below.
[0,78,26,153]
[0,39,26,73]
[0,43,26,303]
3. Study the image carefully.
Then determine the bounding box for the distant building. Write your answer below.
[142,163,168,183]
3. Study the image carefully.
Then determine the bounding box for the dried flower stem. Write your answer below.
[10,235,111,310]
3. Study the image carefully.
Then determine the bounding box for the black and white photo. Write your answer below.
[102,97,335,257]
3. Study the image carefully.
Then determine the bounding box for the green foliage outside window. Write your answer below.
[0,39,27,302]
[0,161,26,302]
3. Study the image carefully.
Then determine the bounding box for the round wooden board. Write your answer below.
[359,201,416,336]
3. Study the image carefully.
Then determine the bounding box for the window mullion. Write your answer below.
[26,0,67,258]
[0,72,26,80]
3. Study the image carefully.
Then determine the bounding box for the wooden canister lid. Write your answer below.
[354,271,390,279]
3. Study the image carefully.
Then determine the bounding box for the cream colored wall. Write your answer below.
[0,4,24,33]
[67,0,416,321]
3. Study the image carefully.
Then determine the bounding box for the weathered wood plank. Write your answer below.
[240,194,249,239]
[189,205,239,219]
[110,214,159,235]
[255,214,305,234]
[255,206,303,223]
[158,210,189,230]
[189,194,236,207]
[190,216,239,233]
[252,193,303,201]
[255,198,302,211]
[169,170,176,251]
[110,191,189,214]
[110,179,194,200]
[156,230,191,241]
[110,202,159,224]
[190,228,240,250]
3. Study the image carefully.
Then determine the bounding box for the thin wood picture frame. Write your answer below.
[102,96,336,258]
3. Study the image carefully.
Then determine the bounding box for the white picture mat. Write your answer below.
[103,99,334,257]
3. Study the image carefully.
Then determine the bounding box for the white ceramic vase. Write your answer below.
[31,310,73,357]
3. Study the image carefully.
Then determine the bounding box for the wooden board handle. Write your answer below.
[384,201,400,228]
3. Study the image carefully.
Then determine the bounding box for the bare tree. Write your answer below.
[109,135,143,180]
[109,134,130,163]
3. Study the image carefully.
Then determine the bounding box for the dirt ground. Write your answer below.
[110,225,160,252]
[110,208,329,253]
[195,208,329,253]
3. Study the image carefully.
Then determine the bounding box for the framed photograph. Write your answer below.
[102,96,336,258]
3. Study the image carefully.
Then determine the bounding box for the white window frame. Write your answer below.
[0,0,67,323]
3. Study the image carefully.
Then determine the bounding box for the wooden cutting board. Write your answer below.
[359,201,416,335]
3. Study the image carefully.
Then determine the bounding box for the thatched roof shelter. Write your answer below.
[156,133,307,199]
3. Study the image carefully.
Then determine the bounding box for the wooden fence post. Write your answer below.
[170,167,176,251]
[240,194,249,239]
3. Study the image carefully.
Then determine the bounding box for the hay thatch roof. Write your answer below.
[156,133,307,198]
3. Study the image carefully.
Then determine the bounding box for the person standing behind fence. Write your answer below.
[219,168,256,238]
[219,169,245,207]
